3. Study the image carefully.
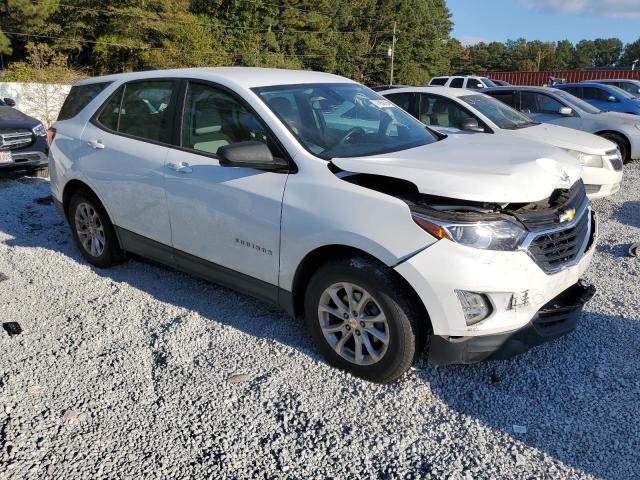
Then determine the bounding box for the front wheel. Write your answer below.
[68,190,125,268]
[304,257,427,383]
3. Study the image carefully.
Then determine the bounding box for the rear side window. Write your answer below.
[58,82,111,121]
[449,78,464,88]
[487,91,516,108]
[429,77,447,86]
[94,80,176,143]
[385,92,413,113]
[583,87,611,101]
[562,87,582,98]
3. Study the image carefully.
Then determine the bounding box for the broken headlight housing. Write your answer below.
[412,213,527,251]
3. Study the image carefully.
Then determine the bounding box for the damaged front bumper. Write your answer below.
[428,281,595,365]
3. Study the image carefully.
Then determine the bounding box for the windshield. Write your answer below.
[459,94,536,129]
[480,78,497,87]
[552,89,602,114]
[253,83,438,160]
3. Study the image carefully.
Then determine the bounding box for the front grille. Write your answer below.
[0,129,34,150]
[527,208,592,273]
[512,181,586,231]
[603,149,623,171]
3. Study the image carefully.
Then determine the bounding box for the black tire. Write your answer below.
[304,257,427,383]
[68,189,125,268]
[599,132,631,164]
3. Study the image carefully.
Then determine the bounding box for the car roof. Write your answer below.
[483,86,554,93]
[557,82,611,88]
[586,78,640,83]
[378,86,482,97]
[74,67,353,90]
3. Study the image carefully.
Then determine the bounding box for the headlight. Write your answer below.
[411,213,527,251]
[32,124,47,137]
[566,150,603,168]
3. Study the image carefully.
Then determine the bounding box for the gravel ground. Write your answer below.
[0,166,639,480]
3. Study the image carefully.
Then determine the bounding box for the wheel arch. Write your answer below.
[286,244,431,331]
[595,130,631,155]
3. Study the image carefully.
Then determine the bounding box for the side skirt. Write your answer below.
[115,227,284,308]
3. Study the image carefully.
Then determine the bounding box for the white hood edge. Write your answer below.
[331,135,583,204]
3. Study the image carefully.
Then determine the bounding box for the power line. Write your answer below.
[33,2,395,36]
[1,30,389,59]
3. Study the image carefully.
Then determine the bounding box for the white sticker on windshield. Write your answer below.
[369,99,395,108]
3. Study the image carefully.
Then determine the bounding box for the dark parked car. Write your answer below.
[0,101,49,176]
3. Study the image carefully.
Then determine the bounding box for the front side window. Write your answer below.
[583,87,614,101]
[552,89,601,114]
[181,82,271,156]
[419,94,481,130]
[520,92,564,115]
[254,83,437,160]
[460,94,535,129]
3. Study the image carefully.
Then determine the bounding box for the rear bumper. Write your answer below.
[428,281,595,365]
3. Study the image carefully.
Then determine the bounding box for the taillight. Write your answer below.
[47,127,57,145]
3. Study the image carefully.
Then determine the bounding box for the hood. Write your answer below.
[0,106,40,129]
[331,135,582,204]
[515,123,616,154]
[599,111,640,125]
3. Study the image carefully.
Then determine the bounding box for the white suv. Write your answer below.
[429,75,497,89]
[49,68,596,382]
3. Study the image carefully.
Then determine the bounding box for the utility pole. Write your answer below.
[389,22,397,86]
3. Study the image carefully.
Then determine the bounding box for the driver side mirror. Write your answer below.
[3,97,15,107]
[559,107,573,116]
[218,141,288,171]
[607,95,617,102]
[460,118,485,133]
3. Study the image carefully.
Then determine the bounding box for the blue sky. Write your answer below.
[448,0,640,46]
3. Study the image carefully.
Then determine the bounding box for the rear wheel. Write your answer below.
[304,257,427,383]
[599,132,630,164]
[68,190,125,268]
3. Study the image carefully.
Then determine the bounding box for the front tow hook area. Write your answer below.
[427,280,596,366]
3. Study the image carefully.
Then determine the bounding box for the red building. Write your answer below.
[479,70,640,86]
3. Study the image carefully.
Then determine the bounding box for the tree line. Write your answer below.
[451,37,640,74]
[0,0,638,86]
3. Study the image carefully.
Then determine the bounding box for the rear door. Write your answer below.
[163,80,288,298]
[80,79,177,251]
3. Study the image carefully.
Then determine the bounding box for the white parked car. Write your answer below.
[380,86,624,199]
[428,75,498,90]
[49,68,596,382]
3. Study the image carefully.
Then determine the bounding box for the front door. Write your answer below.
[163,81,288,298]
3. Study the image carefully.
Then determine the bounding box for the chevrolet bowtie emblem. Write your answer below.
[559,208,576,223]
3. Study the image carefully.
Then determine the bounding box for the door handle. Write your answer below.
[167,161,193,174]
[87,139,105,149]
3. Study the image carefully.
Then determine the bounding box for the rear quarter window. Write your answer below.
[58,82,111,121]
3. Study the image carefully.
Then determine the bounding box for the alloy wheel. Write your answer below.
[74,202,106,257]
[317,282,390,366]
